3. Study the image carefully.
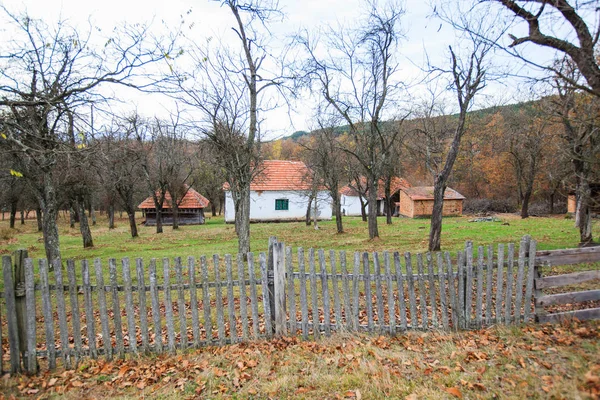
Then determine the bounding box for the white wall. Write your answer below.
[340,194,363,216]
[225,190,333,223]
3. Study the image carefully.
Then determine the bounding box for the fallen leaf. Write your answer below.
[444,386,462,398]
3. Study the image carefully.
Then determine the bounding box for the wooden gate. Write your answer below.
[534,246,600,323]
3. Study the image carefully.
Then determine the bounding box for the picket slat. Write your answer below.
[54,259,71,367]
[136,258,150,352]
[426,253,438,328]
[287,247,296,336]
[445,252,458,329]
[485,245,494,325]
[405,253,417,329]
[465,242,474,328]
[82,260,97,360]
[384,252,395,335]
[330,250,341,332]
[394,252,407,330]
[67,260,83,360]
[505,244,515,324]
[298,248,309,339]
[24,258,37,374]
[237,254,249,342]
[189,257,200,347]
[363,252,374,331]
[259,252,273,338]
[214,255,226,343]
[175,257,188,348]
[495,244,505,323]
[201,256,213,341]
[163,258,176,352]
[524,240,537,323]
[416,253,428,329]
[340,251,352,330]
[3,256,20,373]
[475,246,484,329]
[94,259,112,360]
[352,252,360,330]
[122,258,137,354]
[457,251,465,329]
[309,249,320,339]
[319,249,331,336]
[108,259,125,357]
[374,252,384,333]
[247,253,259,339]
[515,238,527,323]
[437,253,449,330]
[225,255,237,342]
[148,259,162,353]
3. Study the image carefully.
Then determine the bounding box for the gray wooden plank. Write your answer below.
[214,255,226,343]
[514,238,527,324]
[273,243,286,336]
[384,252,395,335]
[93,258,112,360]
[536,270,600,290]
[524,240,537,323]
[437,252,449,330]
[416,253,428,329]
[237,254,249,342]
[535,246,600,266]
[122,258,138,354]
[537,289,600,307]
[163,258,176,352]
[374,252,384,333]
[404,253,417,329]
[81,259,97,360]
[287,246,296,336]
[24,258,37,374]
[465,242,474,328]
[426,253,438,328]
[457,251,466,329]
[53,259,71,367]
[340,251,352,331]
[148,259,162,353]
[394,252,407,330]
[319,249,331,336]
[475,246,484,329]
[330,250,341,332]
[3,255,21,373]
[485,245,494,325]
[247,253,259,339]
[505,244,515,324]
[108,259,125,357]
[309,249,320,339]
[201,256,213,341]
[259,252,273,338]
[495,244,505,324]
[67,259,83,361]
[225,255,238,342]
[363,252,374,331]
[445,252,458,330]
[136,258,150,352]
[298,248,309,339]
[175,257,188,348]
[538,307,600,324]
[189,257,200,347]
[352,252,360,330]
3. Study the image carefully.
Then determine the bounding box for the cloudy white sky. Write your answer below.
[0,0,572,139]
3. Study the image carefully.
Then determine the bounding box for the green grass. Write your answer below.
[1,212,595,263]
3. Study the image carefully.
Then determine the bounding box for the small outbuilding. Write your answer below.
[340,177,411,216]
[398,186,465,218]
[139,186,210,225]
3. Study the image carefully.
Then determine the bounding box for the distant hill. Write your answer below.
[284,99,542,141]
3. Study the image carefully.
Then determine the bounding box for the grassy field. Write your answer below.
[1,321,598,399]
[1,212,596,263]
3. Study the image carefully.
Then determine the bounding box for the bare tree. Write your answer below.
[0,7,176,265]
[298,0,406,239]
[426,38,491,251]
[175,0,286,255]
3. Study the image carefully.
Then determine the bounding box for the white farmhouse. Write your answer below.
[224,160,333,223]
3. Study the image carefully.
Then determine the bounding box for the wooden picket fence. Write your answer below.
[0,236,542,374]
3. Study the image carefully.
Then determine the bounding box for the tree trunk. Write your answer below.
[172,201,180,230]
[69,207,76,228]
[359,196,368,222]
[236,186,251,256]
[313,197,319,230]
[333,192,344,234]
[156,207,163,234]
[20,209,25,225]
[385,178,393,225]
[211,203,217,217]
[78,196,94,248]
[520,185,533,219]
[576,180,593,245]
[90,204,96,226]
[306,192,314,226]
[127,208,138,238]
[428,180,445,252]
[108,203,115,229]
[367,175,379,239]
[36,207,43,232]
[9,200,17,228]
[549,191,555,215]
[41,171,61,270]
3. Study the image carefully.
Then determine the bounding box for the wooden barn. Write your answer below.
[139,186,210,225]
[398,186,465,218]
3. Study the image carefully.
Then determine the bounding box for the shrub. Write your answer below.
[0,227,15,241]
[463,198,517,215]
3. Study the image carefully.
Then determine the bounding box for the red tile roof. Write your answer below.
[340,177,411,200]
[401,186,465,201]
[223,160,314,191]
[138,186,210,209]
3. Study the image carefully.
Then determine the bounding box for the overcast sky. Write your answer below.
[0,0,571,139]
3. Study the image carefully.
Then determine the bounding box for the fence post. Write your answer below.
[13,250,28,372]
[267,236,277,335]
[273,241,287,336]
[3,255,20,374]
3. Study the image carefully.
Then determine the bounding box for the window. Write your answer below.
[275,199,289,211]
